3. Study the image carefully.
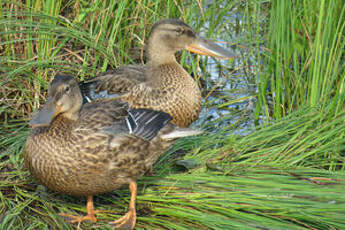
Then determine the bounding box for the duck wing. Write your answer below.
[79,65,146,102]
[79,100,172,141]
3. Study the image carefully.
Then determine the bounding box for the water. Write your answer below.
[191,9,260,136]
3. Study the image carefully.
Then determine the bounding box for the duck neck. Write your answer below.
[146,51,177,67]
[60,103,82,122]
[62,111,80,121]
[146,40,177,67]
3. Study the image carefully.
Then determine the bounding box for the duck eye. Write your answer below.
[65,86,70,93]
[175,28,184,35]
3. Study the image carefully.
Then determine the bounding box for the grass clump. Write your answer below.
[256,0,345,121]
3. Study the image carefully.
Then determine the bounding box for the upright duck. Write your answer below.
[24,75,200,229]
[82,19,235,127]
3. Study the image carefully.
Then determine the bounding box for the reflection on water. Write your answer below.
[189,9,260,136]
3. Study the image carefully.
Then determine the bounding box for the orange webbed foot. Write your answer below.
[59,211,99,223]
[59,195,99,224]
[110,180,137,230]
[109,208,136,229]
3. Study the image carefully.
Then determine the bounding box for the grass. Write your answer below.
[1,0,345,229]
[2,149,345,229]
[256,0,345,121]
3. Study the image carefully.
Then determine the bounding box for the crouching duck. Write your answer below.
[81,19,235,127]
[24,75,201,229]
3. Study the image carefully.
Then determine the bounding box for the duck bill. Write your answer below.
[187,36,236,59]
[29,98,60,128]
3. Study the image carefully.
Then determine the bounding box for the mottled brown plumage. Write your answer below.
[25,102,168,196]
[24,75,200,229]
[83,19,235,127]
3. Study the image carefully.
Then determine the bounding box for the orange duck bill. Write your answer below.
[187,36,236,59]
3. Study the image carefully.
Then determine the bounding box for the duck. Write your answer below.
[81,19,235,128]
[24,75,201,229]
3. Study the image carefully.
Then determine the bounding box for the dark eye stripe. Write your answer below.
[185,30,195,37]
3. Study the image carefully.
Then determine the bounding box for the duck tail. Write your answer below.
[161,128,203,140]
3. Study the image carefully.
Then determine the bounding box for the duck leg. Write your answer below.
[110,180,137,229]
[59,196,99,223]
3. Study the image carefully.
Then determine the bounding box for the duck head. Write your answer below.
[29,75,83,127]
[146,19,236,64]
